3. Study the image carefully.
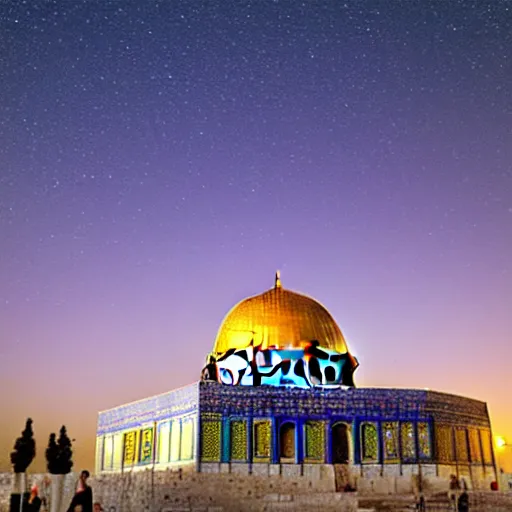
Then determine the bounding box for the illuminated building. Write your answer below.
[96,273,498,491]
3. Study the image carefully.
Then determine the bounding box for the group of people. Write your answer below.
[448,474,469,512]
[25,470,103,512]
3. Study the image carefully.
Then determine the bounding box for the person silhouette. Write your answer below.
[66,470,93,512]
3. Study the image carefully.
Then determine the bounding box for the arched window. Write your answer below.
[361,422,378,462]
[279,422,296,461]
[331,422,350,464]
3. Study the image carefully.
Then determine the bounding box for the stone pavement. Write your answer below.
[358,490,512,511]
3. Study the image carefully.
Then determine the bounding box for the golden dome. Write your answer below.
[213,272,349,355]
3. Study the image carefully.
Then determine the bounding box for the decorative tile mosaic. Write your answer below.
[201,420,221,462]
[417,422,431,459]
[123,431,136,466]
[253,420,271,460]
[96,381,494,471]
[97,383,199,435]
[230,420,247,461]
[455,428,469,462]
[424,391,489,426]
[401,422,416,460]
[140,427,154,464]
[480,429,493,465]
[361,422,378,462]
[468,428,482,463]
[199,384,490,430]
[436,424,454,463]
[304,421,325,461]
[383,422,399,460]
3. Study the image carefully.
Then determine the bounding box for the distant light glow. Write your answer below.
[495,436,507,449]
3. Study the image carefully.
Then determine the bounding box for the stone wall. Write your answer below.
[500,472,512,491]
[200,461,427,496]
[351,462,496,495]
[0,469,356,512]
[91,467,357,512]
[0,461,496,509]
[0,467,509,511]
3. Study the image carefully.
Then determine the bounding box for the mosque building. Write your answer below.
[95,273,497,492]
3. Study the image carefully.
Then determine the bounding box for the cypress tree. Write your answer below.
[10,418,36,473]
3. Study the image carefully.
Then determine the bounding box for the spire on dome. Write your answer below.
[275,270,282,289]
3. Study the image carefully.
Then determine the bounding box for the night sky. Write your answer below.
[1,1,511,473]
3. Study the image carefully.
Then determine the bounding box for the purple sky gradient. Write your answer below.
[1,1,511,472]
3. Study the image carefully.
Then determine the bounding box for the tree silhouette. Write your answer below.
[57,426,73,473]
[46,426,73,474]
[45,433,59,474]
[10,418,36,473]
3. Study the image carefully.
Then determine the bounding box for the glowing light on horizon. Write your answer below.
[495,436,508,449]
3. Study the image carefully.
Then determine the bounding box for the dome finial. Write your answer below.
[275,270,281,288]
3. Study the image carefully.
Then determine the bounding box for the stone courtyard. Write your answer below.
[1,469,512,511]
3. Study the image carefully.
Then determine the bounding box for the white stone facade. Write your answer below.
[0,466,510,511]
